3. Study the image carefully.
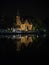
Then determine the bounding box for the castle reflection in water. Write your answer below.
[15,34,46,51]
[16,35,33,51]
[0,33,47,51]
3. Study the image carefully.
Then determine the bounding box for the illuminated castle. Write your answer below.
[16,10,33,31]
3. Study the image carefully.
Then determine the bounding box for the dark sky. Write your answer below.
[0,1,49,17]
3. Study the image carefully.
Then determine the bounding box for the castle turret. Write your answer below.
[16,10,21,26]
[16,9,20,20]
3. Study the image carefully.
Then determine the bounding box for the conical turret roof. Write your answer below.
[16,9,20,16]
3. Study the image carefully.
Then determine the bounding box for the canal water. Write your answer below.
[0,33,49,63]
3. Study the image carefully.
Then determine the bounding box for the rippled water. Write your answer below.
[0,33,49,63]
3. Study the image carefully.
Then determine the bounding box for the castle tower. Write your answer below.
[16,10,21,26]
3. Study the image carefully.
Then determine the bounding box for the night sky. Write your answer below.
[0,1,49,17]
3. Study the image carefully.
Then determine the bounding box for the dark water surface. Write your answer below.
[0,34,49,63]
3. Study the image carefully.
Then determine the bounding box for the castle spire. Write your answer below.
[17,9,20,16]
[16,9,20,19]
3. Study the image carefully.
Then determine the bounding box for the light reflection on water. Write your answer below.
[16,35,33,51]
[16,34,47,51]
[0,33,47,51]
